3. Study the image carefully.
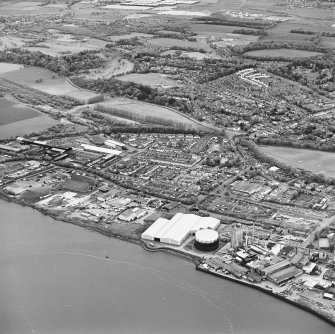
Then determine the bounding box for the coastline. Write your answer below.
[0,193,334,326]
[196,265,335,327]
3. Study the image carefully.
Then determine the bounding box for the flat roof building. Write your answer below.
[142,213,220,246]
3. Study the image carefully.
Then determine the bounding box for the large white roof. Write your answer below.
[141,213,220,246]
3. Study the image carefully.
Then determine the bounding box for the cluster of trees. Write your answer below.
[193,16,276,29]
[94,104,197,130]
[241,41,327,54]
[290,29,335,38]
[0,78,78,109]
[233,29,267,36]
[71,76,193,113]
[0,49,105,76]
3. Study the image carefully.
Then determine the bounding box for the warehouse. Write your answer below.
[268,266,303,286]
[141,213,220,246]
[81,144,122,156]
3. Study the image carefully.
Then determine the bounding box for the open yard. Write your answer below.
[95,98,203,129]
[244,49,323,59]
[0,97,40,125]
[260,146,335,177]
[118,72,182,88]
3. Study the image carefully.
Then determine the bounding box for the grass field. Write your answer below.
[0,97,40,125]
[0,62,24,74]
[244,49,323,59]
[84,58,134,79]
[0,67,75,95]
[260,146,335,177]
[95,98,203,129]
[0,65,102,102]
[118,73,182,88]
[0,115,58,138]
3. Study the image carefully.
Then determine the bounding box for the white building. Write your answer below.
[141,213,220,246]
[81,144,122,156]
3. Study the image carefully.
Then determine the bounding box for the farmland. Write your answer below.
[260,146,335,177]
[0,66,103,103]
[243,49,323,59]
[0,115,58,138]
[94,98,203,129]
[0,97,40,125]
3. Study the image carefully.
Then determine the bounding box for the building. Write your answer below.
[268,266,303,286]
[118,207,147,222]
[194,229,219,252]
[260,259,291,277]
[81,144,122,156]
[142,213,220,246]
[231,227,244,249]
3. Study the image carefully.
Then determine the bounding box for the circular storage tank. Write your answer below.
[194,229,219,252]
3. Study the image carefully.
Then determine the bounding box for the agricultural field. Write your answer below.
[118,72,182,88]
[0,66,102,103]
[0,115,58,138]
[148,37,210,51]
[0,97,40,125]
[0,36,26,50]
[0,66,75,95]
[27,36,107,57]
[243,49,323,59]
[94,97,203,129]
[260,146,335,177]
[84,58,134,79]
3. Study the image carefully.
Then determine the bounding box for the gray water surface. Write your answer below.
[0,199,333,334]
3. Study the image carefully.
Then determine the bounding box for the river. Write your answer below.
[0,199,333,334]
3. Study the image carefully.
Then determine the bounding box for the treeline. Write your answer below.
[290,29,335,38]
[233,29,267,36]
[0,49,105,76]
[71,76,193,113]
[241,41,327,54]
[255,136,335,153]
[240,139,335,185]
[193,16,276,29]
[94,104,198,130]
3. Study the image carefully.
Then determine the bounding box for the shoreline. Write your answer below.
[196,265,335,327]
[0,194,334,326]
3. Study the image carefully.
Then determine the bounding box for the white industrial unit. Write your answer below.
[141,213,220,246]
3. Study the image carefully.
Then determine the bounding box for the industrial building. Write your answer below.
[194,229,219,252]
[142,213,220,246]
[81,144,122,156]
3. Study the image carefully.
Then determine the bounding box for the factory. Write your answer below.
[142,212,220,246]
[81,144,122,156]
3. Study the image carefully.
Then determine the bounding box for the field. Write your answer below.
[0,67,76,95]
[0,65,102,103]
[260,146,335,177]
[148,37,210,51]
[28,36,107,57]
[213,34,259,47]
[0,115,58,138]
[0,97,40,125]
[118,72,182,88]
[244,49,323,59]
[0,63,24,74]
[95,98,203,129]
[84,58,134,79]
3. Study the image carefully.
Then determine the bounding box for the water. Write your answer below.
[0,199,333,334]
